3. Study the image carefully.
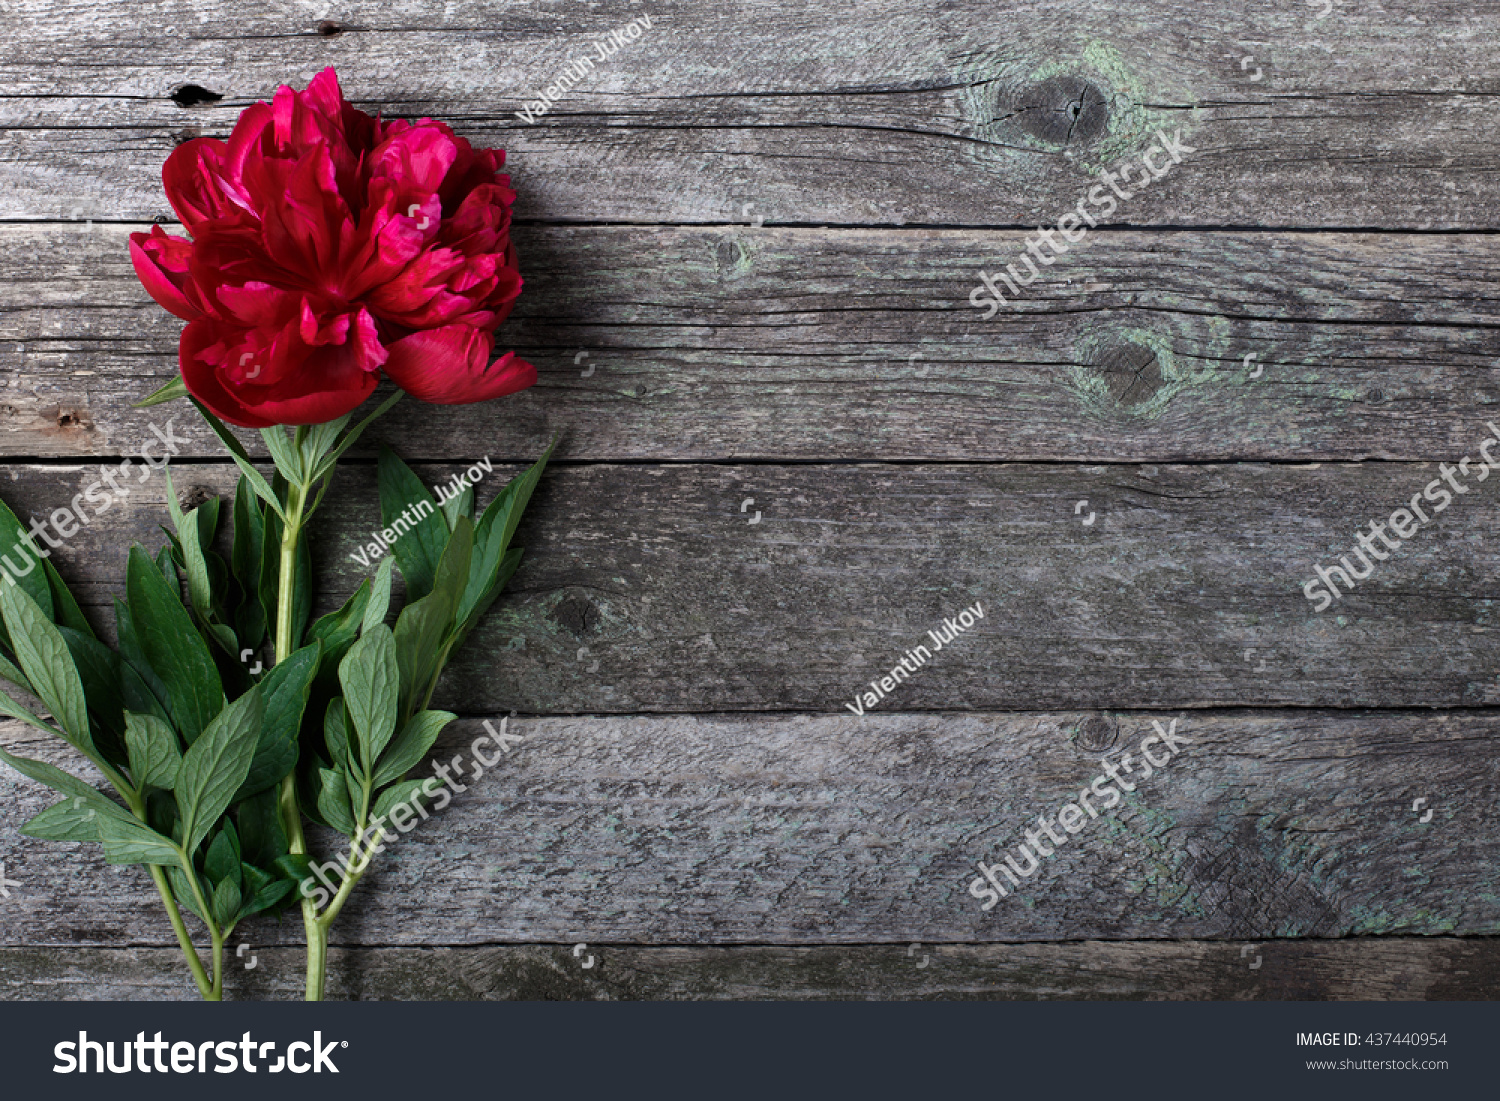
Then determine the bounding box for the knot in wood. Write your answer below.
[1075,714,1119,753]
[1093,341,1163,407]
[170,84,224,109]
[177,484,215,512]
[1005,76,1109,148]
[550,595,601,638]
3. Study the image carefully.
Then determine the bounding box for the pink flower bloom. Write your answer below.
[130,68,534,427]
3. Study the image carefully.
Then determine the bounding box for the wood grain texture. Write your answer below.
[3,940,1496,1001]
[1,0,1496,1003]
[0,2,1497,228]
[3,225,1500,463]
[5,459,1500,712]
[2,710,1496,946]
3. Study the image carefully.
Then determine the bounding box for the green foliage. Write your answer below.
[126,544,223,745]
[135,376,188,408]
[0,430,549,999]
[302,445,550,858]
[376,447,451,601]
[235,642,319,800]
[176,688,263,855]
[0,476,315,966]
[372,710,455,789]
[0,582,92,759]
[125,711,182,791]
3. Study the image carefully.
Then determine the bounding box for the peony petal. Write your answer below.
[161,138,237,232]
[181,318,379,427]
[129,228,203,321]
[222,101,274,215]
[179,320,278,428]
[244,375,376,425]
[371,122,457,196]
[350,308,389,373]
[381,326,535,404]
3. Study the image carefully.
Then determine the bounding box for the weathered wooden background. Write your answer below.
[1,0,1498,999]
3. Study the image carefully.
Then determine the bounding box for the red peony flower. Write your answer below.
[130,68,535,427]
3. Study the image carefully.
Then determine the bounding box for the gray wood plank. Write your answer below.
[2,710,1496,945]
[5,459,1500,711]
[3,225,1499,463]
[0,2,1496,228]
[2,940,1495,1001]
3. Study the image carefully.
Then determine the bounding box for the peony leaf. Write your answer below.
[0,492,54,624]
[362,557,396,634]
[124,710,183,791]
[113,595,173,720]
[458,442,553,628]
[0,652,32,695]
[203,824,241,889]
[393,519,470,718]
[42,557,94,639]
[372,779,431,824]
[376,447,447,601]
[323,696,352,772]
[163,468,217,635]
[315,767,357,837]
[0,580,93,760]
[230,475,267,648]
[235,786,287,871]
[260,426,304,484]
[313,390,403,482]
[126,544,223,745]
[372,710,454,789]
[175,687,261,856]
[210,876,242,927]
[97,816,181,867]
[188,399,287,522]
[307,578,372,678]
[339,625,399,775]
[233,641,318,800]
[21,797,107,843]
[134,376,188,408]
[236,863,294,921]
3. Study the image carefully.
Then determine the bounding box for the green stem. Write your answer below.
[274,481,307,664]
[127,789,213,1001]
[210,926,225,1001]
[305,918,328,1002]
[148,864,214,1000]
[304,802,377,1000]
[175,858,223,1002]
[318,812,375,930]
[269,478,329,1001]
